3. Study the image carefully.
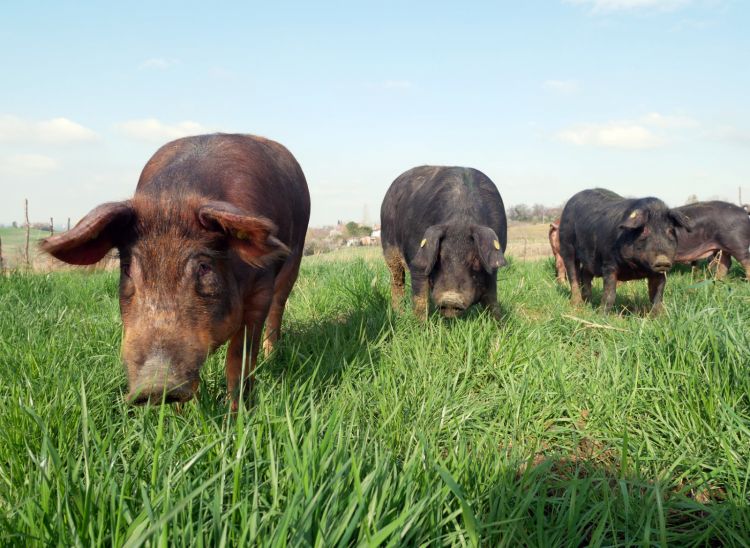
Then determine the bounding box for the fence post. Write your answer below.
[0,233,4,272]
[24,198,30,269]
[50,217,54,237]
[67,217,71,231]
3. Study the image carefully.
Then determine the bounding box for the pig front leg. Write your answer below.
[648,274,667,315]
[601,270,618,313]
[384,246,406,311]
[227,283,273,411]
[409,269,430,320]
[480,278,502,320]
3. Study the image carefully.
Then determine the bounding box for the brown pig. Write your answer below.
[548,220,566,284]
[41,134,310,408]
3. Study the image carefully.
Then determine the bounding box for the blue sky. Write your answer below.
[1,0,748,226]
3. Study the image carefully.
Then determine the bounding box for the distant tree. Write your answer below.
[345,221,359,236]
[344,221,372,237]
[11,221,17,228]
[685,194,699,205]
[531,203,546,222]
[508,203,564,223]
[508,204,531,222]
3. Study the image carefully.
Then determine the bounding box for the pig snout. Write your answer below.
[435,291,468,318]
[651,254,673,273]
[126,352,198,405]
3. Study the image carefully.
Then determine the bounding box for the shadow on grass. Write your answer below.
[262,274,392,395]
[552,281,654,317]
[485,436,748,545]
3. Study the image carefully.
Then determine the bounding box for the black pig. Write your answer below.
[673,201,750,279]
[558,188,691,313]
[380,166,507,319]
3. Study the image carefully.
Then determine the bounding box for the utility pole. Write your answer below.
[24,199,30,268]
[67,217,71,231]
[50,217,54,236]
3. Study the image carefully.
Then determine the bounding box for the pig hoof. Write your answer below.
[649,305,664,317]
[486,304,503,320]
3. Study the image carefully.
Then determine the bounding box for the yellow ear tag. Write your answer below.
[420,239,427,248]
[236,230,248,240]
[629,211,637,219]
[493,240,500,250]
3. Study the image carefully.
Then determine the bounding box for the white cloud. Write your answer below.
[116,118,211,142]
[559,123,664,148]
[0,115,98,144]
[0,153,60,175]
[566,0,690,12]
[639,112,698,128]
[558,111,700,149]
[543,79,581,94]
[139,57,178,70]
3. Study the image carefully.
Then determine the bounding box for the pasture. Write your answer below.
[1,248,749,545]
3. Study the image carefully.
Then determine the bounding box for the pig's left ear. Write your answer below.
[669,210,693,232]
[620,209,647,230]
[471,226,507,273]
[198,202,290,266]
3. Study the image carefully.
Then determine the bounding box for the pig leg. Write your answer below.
[562,254,582,305]
[741,258,750,280]
[227,286,273,411]
[714,251,731,280]
[555,254,567,284]
[480,278,502,320]
[600,270,618,313]
[410,270,429,320]
[384,246,406,311]
[580,270,593,303]
[263,252,303,357]
[648,274,667,315]
[559,235,583,305]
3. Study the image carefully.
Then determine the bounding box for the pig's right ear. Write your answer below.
[40,202,134,265]
[412,225,446,276]
[620,209,647,230]
[198,202,290,266]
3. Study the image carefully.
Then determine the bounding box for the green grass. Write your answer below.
[1,250,749,546]
[0,227,51,269]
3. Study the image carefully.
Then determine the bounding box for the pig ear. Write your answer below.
[620,209,647,230]
[40,202,134,265]
[412,225,446,276]
[198,202,290,266]
[669,210,693,232]
[471,225,507,273]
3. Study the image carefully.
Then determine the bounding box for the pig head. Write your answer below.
[41,194,289,404]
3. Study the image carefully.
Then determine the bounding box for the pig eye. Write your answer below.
[121,263,131,278]
[197,263,212,277]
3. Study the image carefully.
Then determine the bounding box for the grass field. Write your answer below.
[1,249,749,545]
[0,227,53,270]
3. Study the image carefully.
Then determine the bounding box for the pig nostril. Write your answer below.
[128,387,194,406]
[130,394,150,406]
[439,305,466,318]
